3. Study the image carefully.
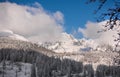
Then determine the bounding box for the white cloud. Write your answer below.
[78,21,119,46]
[0,2,64,42]
[78,21,102,39]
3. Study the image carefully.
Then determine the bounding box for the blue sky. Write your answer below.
[0,0,114,38]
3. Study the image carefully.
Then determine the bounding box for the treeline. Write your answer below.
[0,48,119,77]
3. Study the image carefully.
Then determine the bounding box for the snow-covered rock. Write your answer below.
[40,32,99,53]
[0,30,118,71]
[39,32,119,70]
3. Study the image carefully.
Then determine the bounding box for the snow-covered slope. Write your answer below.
[0,31,118,73]
[0,29,118,69]
[0,30,28,41]
[40,32,99,53]
[0,61,32,77]
[40,32,118,70]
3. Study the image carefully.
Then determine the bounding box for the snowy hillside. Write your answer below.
[0,31,118,68]
[0,30,28,41]
[40,32,111,54]
[0,32,119,77]
[0,61,32,77]
[40,32,81,53]
[40,32,119,69]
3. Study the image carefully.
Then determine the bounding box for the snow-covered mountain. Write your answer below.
[0,30,117,67]
[40,32,81,53]
[0,31,119,77]
[39,32,119,69]
[0,29,117,54]
[40,32,109,54]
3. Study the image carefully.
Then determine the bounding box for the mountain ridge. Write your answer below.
[0,31,118,69]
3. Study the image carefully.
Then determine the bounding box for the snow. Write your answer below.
[9,34,28,41]
[0,61,32,77]
[41,32,99,53]
[40,32,80,53]
[0,30,13,37]
[0,30,28,41]
[60,51,117,70]
[0,30,118,71]
[40,32,118,70]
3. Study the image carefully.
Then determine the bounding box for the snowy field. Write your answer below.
[0,61,32,77]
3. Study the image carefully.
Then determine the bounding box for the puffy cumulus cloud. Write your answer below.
[78,21,119,46]
[78,21,102,39]
[0,2,64,42]
[95,30,118,46]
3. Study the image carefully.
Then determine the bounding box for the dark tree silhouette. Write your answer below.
[87,0,120,27]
